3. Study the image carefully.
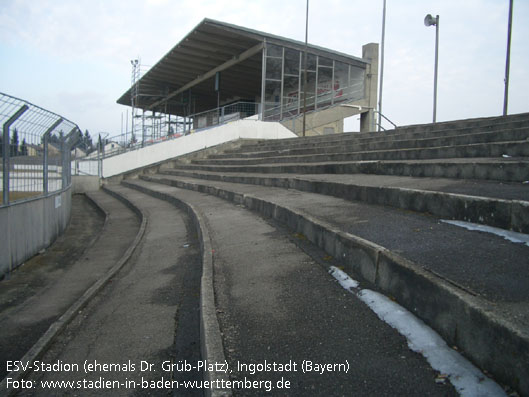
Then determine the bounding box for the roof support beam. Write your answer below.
[148,42,264,110]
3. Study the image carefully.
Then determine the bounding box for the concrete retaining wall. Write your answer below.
[0,188,71,278]
[102,119,296,178]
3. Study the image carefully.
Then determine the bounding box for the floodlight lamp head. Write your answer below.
[424,14,437,27]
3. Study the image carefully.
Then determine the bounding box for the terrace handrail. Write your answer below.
[374,110,398,130]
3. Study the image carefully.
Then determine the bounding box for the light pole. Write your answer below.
[378,0,387,132]
[424,14,439,123]
[503,0,513,116]
[302,0,309,137]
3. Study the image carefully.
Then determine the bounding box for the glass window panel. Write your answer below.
[317,67,333,107]
[266,57,282,80]
[307,53,317,71]
[266,44,283,57]
[283,75,299,113]
[303,70,316,109]
[264,80,281,119]
[265,80,281,103]
[284,48,300,75]
[334,61,349,101]
[349,64,365,101]
[319,56,333,67]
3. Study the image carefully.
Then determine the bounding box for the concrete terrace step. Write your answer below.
[229,123,529,156]
[122,178,484,396]
[233,113,529,153]
[134,172,529,395]
[393,111,529,134]
[213,127,529,160]
[158,168,529,233]
[169,157,529,183]
[190,140,529,165]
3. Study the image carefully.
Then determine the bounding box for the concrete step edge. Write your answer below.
[191,140,529,165]
[159,169,529,233]
[137,174,529,396]
[168,159,529,183]
[231,125,529,155]
[394,112,529,134]
[235,115,529,150]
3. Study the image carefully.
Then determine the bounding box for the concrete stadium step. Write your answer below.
[393,111,529,134]
[20,185,203,394]
[191,140,529,165]
[220,125,529,158]
[158,168,529,233]
[135,172,529,394]
[122,178,472,395]
[0,190,140,381]
[190,141,529,166]
[232,113,529,153]
[168,157,529,183]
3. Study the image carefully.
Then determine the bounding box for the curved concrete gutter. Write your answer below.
[0,190,147,396]
[140,175,529,396]
[120,180,232,397]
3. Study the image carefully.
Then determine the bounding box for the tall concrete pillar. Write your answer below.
[360,43,379,133]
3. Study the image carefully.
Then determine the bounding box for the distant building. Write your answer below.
[26,144,40,157]
[71,147,87,158]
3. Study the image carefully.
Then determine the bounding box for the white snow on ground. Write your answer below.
[328,266,507,397]
[441,220,529,247]
[329,266,359,290]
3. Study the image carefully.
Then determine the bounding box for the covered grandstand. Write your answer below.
[117,18,378,141]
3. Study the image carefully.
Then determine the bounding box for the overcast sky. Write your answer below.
[1,0,527,136]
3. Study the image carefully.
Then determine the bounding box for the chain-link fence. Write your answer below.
[1,92,80,206]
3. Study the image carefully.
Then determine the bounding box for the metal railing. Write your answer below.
[192,101,259,130]
[374,110,398,131]
[262,81,365,122]
[0,92,80,206]
[98,101,260,160]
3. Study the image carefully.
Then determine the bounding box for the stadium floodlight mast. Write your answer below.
[424,14,439,123]
[378,0,387,132]
[302,0,309,137]
[503,0,513,116]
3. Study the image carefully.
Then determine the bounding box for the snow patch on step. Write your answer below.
[329,266,506,397]
[441,220,529,247]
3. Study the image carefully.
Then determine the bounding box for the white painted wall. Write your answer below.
[102,120,296,178]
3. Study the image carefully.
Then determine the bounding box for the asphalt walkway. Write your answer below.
[127,180,464,396]
[19,185,202,396]
[0,192,138,380]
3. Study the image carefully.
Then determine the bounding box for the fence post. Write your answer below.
[43,132,48,194]
[42,118,63,194]
[2,105,28,205]
[63,127,77,189]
